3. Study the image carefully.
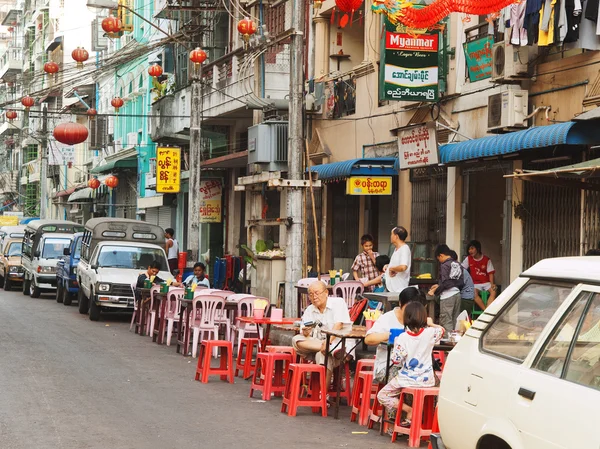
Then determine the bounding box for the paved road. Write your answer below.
[0,289,410,449]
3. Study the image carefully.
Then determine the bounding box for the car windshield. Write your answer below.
[96,245,167,270]
[6,242,22,256]
[42,238,71,259]
[73,238,82,258]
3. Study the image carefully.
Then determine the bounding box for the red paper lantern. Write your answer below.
[334,0,364,27]
[111,97,124,112]
[21,95,34,109]
[148,64,163,78]
[87,108,97,119]
[105,175,119,188]
[189,47,207,65]
[72,47,89,69]
[88,178,101,189]
[44,61,59,75]
[53,122,89,145]
[5,110,17,121]
[101,16,122,34]
[237,18,257,42]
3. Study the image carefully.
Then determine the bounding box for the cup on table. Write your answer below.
[253,308,265,319]
[388,328,405,345]
[365,319,375,331]
[160,283,169,293]
[270,307,283,321]
[144,280,152,289]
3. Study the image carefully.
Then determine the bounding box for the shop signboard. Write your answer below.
[380,18,439,102]
[397,121,439,169]
[346,176,392,195]
[48,143,75,166]
[156,146,181,193]
[463,35,494,82]
[199,179,222,223]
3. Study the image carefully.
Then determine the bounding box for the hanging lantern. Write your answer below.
[87,108,97,119]
[111,97,124,113]
[53,122,89,145]
[88,178,101,190]
[148,64,163,78]
[72,47,89,69]
[105,175,119,188]
[189,47,207,66]
[43,61,59,75]
[21,95,34,109]
[101,16,122,34]
[237,18,257,43]
[5,110,17,121]
[335,0,364,27]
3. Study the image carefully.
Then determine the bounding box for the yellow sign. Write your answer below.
[346,176,392,195]
[0,216,18,226]
[156,147,181,193]
[199,179,222,223]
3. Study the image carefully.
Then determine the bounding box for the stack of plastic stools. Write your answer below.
[195,340,234,384]
[235,337,260,379]
[350,370,375,426]
[391,386,439,446]
[367,383,386,430]
[328,360,352,405]
[355,358,375,373]
[281,363,328,417]
[265,345,297,362]
[250,352,293,400]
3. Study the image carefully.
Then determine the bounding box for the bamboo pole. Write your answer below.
[305,141,321,279]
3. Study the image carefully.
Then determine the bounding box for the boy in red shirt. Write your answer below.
[461,240,497,311]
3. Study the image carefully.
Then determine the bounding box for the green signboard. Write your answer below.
[463,36,494,82]
[380,19,440,102]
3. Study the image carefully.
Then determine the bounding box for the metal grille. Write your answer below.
[583,189,600,253]
[410,168,447,244]
[331,183,360,258]
[273,123,288,162]
[110,284,134,297]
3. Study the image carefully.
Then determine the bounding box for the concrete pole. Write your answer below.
[187,69,202,262]
[39,103,48,219]
[284,0,306,317]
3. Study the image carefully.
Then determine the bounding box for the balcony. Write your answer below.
[0,47,22,82]
[0,121,21,138]
[21,160,40,185]
[150,88,191,143]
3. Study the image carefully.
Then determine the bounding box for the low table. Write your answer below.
[237,316,299,352]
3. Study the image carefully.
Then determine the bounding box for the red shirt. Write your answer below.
[462,255,495,285]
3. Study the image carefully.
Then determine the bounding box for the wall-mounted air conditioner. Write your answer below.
[492,41,529,82]
[487,89,528,132]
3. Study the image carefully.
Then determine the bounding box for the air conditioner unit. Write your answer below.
[487,89,528,132]
[492,41,529,82]
[247,121,288,174]
[305,93,322,115]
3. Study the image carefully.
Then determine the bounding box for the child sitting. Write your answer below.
[184,262,211,288]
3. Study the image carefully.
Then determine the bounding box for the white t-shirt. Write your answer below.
[391,326,444,387]
[365,308,404,377]
[386,244,411,293]
[300,296,352,340]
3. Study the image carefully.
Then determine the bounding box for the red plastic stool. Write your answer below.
[367,383,385,429]
[281,363,328,417]
[194,340,234,384]
[250,352,294,400]
[235,337,260,379]
[392,386,439,447]
[266,345,297,362]
[328,360,352,405]
[355,358,375,373]
[433,350,446,371]
[427,406,440,449]
[350,370,375,426]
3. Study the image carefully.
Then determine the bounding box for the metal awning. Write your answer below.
[309,158,398,181]
[54,185,78,198]
[90,156,137,174]
[439,121,600,164]
[68,188,94,202]
[45,35,63,53]
[505,157,600,191]
[202,150,248,169]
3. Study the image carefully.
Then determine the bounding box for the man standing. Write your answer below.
[165,228,179,275]
[429,244,464,335]
[386,226,411,294]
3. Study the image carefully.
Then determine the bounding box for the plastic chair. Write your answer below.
[391,386,439,446]
[472,290,489,319]
[296,277,328,288]
[231,296,263,346]
[342,272,350,281]
[165,288,184,346]
[189,294,226,358]
[333,281,365,309]
[129,282,138,331]
[205,289,233,338]
[146,284,162,337]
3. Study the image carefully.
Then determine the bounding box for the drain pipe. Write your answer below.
[524,105,551,124]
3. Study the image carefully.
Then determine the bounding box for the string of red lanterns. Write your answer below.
[72,47,89,69]
[53,122,89,145]
[189,48,207,66]
[148,64,163,78]
[43,61,60,75]
[21,95,34,110]
[111,97,124,113]
[105,175,119,188]
[237,18,257,43]
[101,16,122,34]
[88,178,101,190]
[333,0,364,27]
[5,110,17,121]
[87,108,97,119]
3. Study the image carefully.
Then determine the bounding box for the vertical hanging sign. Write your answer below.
[199,179,222,223]
[156,147,181,193]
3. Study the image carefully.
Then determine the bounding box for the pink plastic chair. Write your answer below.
[165,288,184,346]
[231,296,263,346]
[204,290,233,338]
[146,284,162,337]
[189,295,226,358]
[333,281,364,308]
[129,283,138,331]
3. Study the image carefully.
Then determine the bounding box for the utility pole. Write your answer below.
[39,103,48,219]
[188,68,202,262]
[285,0,306,317]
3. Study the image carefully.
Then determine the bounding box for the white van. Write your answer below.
[434,257,600,449]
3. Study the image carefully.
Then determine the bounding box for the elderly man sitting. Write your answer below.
[292,280,353,390]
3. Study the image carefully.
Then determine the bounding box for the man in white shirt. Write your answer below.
[386,226,411,293]
[292,280,353,389]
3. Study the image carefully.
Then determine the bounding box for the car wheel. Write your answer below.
[78,289,89,314]
[30,278,41,298]
[4,278,12,291]
[56,282,63,303]
[22,277,30,296]
[89,294,100,321]
[0,273,5,289]
[64,291,73,306]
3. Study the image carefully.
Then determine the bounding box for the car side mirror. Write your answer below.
[91,264,98,270]
[63,248,71,256]
[34,251,40,258]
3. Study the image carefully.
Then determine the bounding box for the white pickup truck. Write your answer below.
[76,218,172,321]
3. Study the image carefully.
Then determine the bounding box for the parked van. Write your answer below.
[0,225,25,248]
[76,218,170,321]
[21,220,85,298]
[56,232,83,305]
[0,234,24,290]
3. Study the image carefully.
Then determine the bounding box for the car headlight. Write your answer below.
[39,266,55,274]
[97,283,111,292]
[8,266,20,273]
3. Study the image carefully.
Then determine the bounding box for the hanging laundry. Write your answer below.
[585,0,598,21]
[511,0,529,45]
[525,0,543,44]
[557,0,568,42]
[498,5,511,33]
[566,0,600,49]
[539,0,557,45]
[564,0,582,42]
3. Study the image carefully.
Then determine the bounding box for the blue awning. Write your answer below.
[309,158,399,180]
[439,121,600,164]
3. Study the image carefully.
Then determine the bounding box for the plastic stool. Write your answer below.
[433,350,446,371]
[194,340,234,384]
[367,383,385,429]
[392,386,439,446]
[427,406,440,449]
[235,337,260,379]
[266,345,297,362]
[472,290,489,319]
[355,358,375,373]
[281,363,328,417]
[250,352,294,400]
[328,360,352,405]
[350,370,376,426]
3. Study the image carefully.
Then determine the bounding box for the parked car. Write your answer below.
[0,236,24,290]
[21,220,85,298]
[77,218,170,321]
[56,232,83,305]
[434,257,600,449]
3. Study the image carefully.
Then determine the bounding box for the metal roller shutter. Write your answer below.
[145,207,159,225]
[158,206,172,232]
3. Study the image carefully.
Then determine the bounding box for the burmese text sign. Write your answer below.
[463,36,493,82]
[156,147,181,193]
[346,176,393,195]
[398,122,439,169]
[199,179,222,223]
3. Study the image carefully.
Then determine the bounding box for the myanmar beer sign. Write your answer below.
[381,20,439,102]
